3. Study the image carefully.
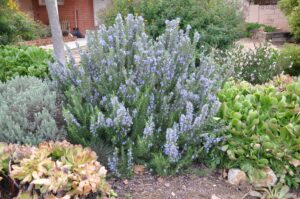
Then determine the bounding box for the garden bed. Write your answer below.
[110,165,300,199]
[110,166,253,199]
[1,9,300,199]
[18,35,76,46]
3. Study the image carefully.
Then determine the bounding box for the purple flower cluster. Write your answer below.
[164,124,180,163]
[179,102,194,132]
[147,94,155,115]
[64,111,80,127]
[193,104,209,130]
[111,97,132,128]
[203,134,224,153]
[90,111,105,135]
[108,148,119,176]
[143,116,155,138]
[127,147,133,170]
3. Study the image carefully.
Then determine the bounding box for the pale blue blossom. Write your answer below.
[127,147,133,170]
[143,116,155,138]
[108,148,120,176]
[164,124,180,163]
[179,101,194,132]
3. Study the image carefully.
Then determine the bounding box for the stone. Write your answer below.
[157,177,164,183]
[211,194,221,199]
[228,169,248,185]
[133,165,145,175]
[253,167,277,187]
[123,179,129,185]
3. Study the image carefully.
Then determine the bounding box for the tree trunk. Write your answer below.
[45,0,65,64]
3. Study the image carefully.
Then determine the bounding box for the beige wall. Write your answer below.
[93,0,112,26]
[243,1,289,31]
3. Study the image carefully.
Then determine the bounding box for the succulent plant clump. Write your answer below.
[0,141,115,199]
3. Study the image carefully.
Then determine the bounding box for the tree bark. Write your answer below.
[45,0,65,64]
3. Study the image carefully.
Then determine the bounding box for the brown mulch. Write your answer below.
[0,176,19,199]
[18,36,76,46]
[109,168,254,199]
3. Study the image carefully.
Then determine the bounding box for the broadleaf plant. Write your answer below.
[218,76,300,187]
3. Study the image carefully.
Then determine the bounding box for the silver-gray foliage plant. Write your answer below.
[0,76,65,145]
[50,14,228,169]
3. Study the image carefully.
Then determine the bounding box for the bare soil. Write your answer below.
[110,168,254,199]
[18,36,76,46]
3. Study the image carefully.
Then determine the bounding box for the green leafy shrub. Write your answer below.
[218,76,300,187]
[246,22,261,30]
[264,25,277,32]
[278,43,300,76]
[245,23,261,37]
[0,45,52,81]
[0,141,115,198]
[279,0,300,40]
[103,0,244,49]
[0,76,65,145]
[245,23,277,37]
[215,43,283,84]
[0,6,49,45]
[50,15,228,176]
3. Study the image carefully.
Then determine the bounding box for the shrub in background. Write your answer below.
[245,23,277,37]
[0,4,49,45]
[218,76,300,187]
[278,43,300,76]
[2,0,18,9]
[103,0,244,49]
[0,9,47,44]
[0,76,65,145]
[0,45,52,81]
[245,23,261,37]
[215,43,283,84]
[263,25,277,32]
[50,15,228,176]
[0,141,115,198]
[279,0,300,40]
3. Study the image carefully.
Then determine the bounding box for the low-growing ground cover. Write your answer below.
[0,76,65,145]
[0,45,52,81]
[218,75,300,187]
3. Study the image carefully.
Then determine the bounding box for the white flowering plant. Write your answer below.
[214,43,283,84]
[50,15,228,175]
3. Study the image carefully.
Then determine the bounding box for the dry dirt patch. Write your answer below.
[110,169,254,199]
